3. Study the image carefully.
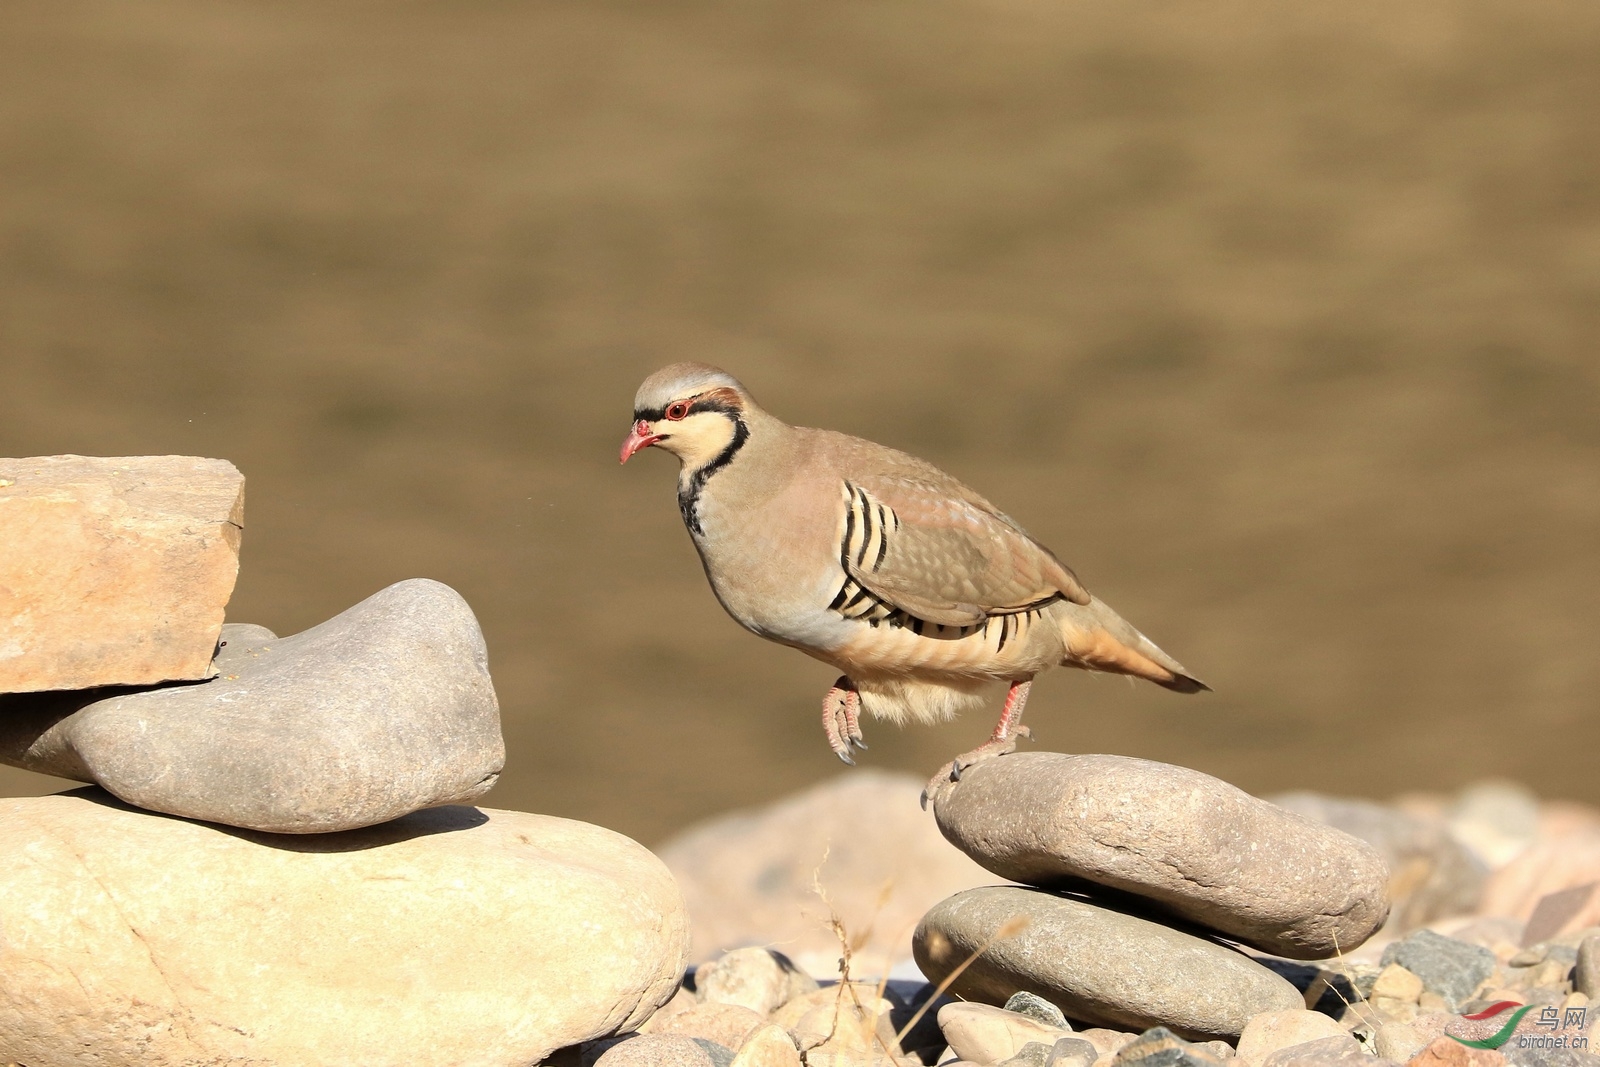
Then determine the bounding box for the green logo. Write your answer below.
[1450,1002,1533,1050]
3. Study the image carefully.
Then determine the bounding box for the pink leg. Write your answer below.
[989,678,1033,741]
[922,678,1035,807]
[822,676,867,765]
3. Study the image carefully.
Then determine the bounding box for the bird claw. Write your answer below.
[822,678,866,764]
[919,726,1035,810]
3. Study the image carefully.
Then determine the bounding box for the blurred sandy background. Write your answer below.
[1,1,1596,845]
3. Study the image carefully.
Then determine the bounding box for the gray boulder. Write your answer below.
[0,579,504,833]
[1378,929,1495,1012]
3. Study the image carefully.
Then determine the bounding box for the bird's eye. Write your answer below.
[665,400,691,421]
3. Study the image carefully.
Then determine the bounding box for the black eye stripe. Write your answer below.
[633,395,741,422]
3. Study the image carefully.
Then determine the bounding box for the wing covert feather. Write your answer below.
[838,473,1090,626]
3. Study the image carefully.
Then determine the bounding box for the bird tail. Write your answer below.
[1056,597,1210,694]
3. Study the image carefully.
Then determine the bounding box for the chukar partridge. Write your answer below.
[620,363,1207,795]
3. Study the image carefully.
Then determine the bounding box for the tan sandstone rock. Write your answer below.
[656,1003,768,1052]
[0,790,689,1067]
[596,1034,730,1067]
[0,455,244,692]
[1234,1010,1350,1067]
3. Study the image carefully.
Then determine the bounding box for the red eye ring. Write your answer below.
[665,400,691,421]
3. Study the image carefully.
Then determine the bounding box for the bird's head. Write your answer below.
[620,363,755,470]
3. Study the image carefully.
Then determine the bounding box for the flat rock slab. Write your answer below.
[0,579,504,833]
[913,885,1303,1040]
[0,455,244,692]
[0,789,690,1067]
[928,753,1390,959]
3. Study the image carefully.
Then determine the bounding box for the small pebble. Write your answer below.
[1370,964,1424,1004]
[1112,1027,1226,1067]
[1004,992,1070,1031]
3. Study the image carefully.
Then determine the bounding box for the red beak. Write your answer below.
[619,420,662,464]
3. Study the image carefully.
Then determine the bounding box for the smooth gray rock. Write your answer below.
[1270,791,1487,931]
[0,580,504,833]
[929,754,1390,960]
[1378,930,1495,1011]
[913,885,1303,1041]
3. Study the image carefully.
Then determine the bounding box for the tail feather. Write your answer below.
[1059,597,1210,694]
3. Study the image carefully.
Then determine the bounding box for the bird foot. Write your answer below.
[822,678,867,765]
[920,726,1033,809]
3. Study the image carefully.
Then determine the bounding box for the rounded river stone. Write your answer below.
[928,753,1390,959]
[1,578,504,833]
[913,885,1303,1040]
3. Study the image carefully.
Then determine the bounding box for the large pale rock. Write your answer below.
[0,455,243,692]
[0,790,690,1067]
[913,886,1303,1040]
[0,580,504,832]
[657,770,995,972]
[929,754,1390,959]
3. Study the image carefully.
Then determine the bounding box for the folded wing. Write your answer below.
[838,475,1090,628]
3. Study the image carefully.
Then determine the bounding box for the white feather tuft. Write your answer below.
[855,675,1000,726]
